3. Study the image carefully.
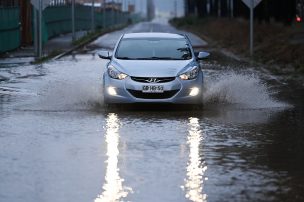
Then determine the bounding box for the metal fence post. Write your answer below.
[91,0,95,32]
[38,0,42,58]
[112,0,114,26]
[103,0,106,28]
[72,0,75,41]
[33,7,38,57]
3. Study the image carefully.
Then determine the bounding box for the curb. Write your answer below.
[31,23,132,64]
[52,24,128,61]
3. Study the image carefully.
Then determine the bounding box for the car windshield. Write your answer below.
[115,38,192,60]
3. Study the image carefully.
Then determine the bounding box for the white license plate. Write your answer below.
[142,85,164,93]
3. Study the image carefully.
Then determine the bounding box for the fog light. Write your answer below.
[189,87,199,96]
[107,87,117,96]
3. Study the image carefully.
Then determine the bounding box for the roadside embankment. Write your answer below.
[0,24,131,64]
[170,17,304,76]
[29,25,128,64]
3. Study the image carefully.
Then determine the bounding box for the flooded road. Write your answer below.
[1,21,304,202]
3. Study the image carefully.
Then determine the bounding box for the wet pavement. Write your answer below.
[90,19,207,50]
[1,21,304,202]
[1,31,88,60]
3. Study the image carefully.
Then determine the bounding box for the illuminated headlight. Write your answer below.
[179,66,199,80]
[107,86,117,96]
[189,87,200,96]
[108,65,128,80]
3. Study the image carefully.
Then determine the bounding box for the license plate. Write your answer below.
[142,85,164,93]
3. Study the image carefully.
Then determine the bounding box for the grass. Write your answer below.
[171,17,304,75]
[34,23,131,64]
[32,49,63,64]
[72,24,126,47]
[72,29,101,47]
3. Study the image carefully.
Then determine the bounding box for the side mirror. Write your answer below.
[197,51,210,60]
[98,51,113,59]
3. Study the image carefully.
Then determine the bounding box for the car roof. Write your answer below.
[123,32,185,39]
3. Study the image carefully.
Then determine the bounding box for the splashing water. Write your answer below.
[26,57,288,111]
[21,58,107,112]
[37,79,104,111]
[37,72,288,111]
[202,73,288,109]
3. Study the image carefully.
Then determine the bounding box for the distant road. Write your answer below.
[90,18,207,50]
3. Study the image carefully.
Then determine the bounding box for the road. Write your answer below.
[1,20,304,202]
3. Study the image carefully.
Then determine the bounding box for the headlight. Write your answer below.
[107,65,128,80]
[179,66,199,80]
[189,87,200,96]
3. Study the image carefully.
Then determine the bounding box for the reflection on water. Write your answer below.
[184,117,207,202]
[95,113,132,202]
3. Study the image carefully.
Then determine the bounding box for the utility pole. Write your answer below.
[72,0,75,41]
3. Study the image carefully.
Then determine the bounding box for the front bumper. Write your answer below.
[103,75,203,104]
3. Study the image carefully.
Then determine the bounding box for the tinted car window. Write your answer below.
[115,38,192,60]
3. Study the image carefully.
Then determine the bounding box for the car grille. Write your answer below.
[131,77,176,83]
[127,89,179,99]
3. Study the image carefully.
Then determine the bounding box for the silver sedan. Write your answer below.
[98,32,209,106]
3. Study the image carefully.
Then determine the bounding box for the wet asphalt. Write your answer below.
[1,20,304,202]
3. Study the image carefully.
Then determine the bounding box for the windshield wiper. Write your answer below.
[116,56,132,60]
[117,56,186,60]
[137,57,180,60]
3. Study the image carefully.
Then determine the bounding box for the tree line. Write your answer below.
[184,0,298,25]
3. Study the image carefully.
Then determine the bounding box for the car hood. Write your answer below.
[112,59,195,77]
